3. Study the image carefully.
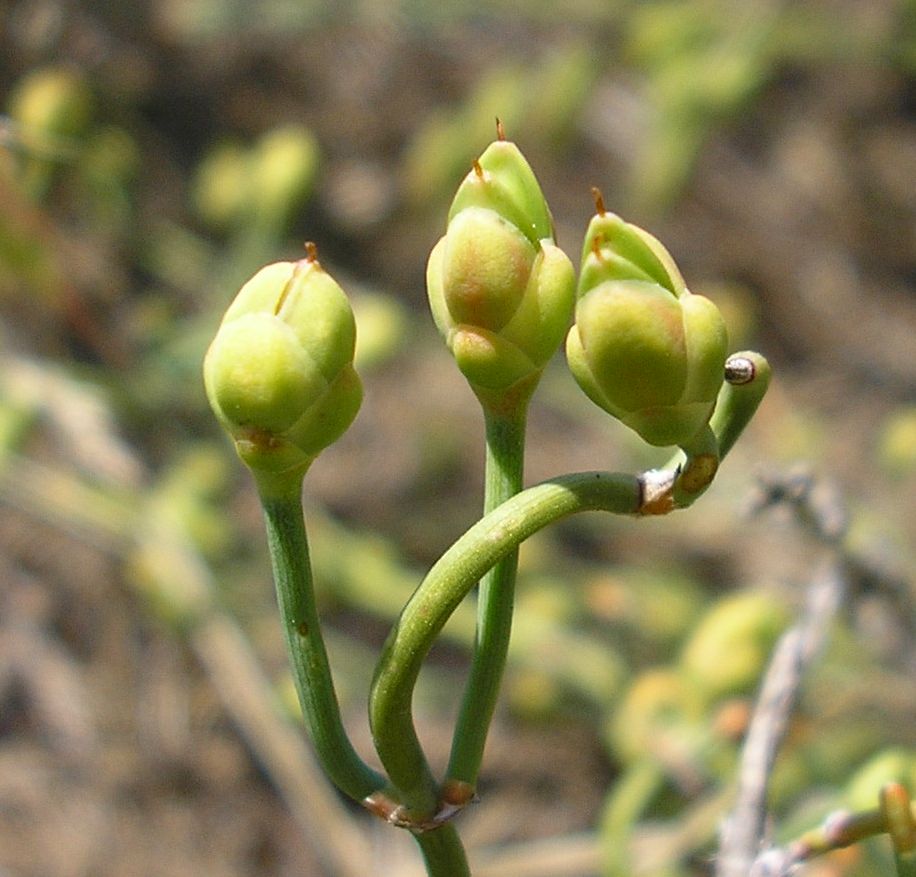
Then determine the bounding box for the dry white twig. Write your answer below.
[716,558,847,877]
[717,469,850,877]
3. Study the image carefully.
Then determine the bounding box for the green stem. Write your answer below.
[369,471,641,819]
[883,784,916,877]
[447,409,526,791]
[414,824,472,877]
[259,484,385,803]
[792,800,916,862]
[601,759,666,876]
[369,352,771,824]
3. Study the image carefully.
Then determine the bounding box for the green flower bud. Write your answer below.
[608,668,705,764]
[192,142,250,229]
[8,66,93,142]
[250,124,319,225]
[204,250,362,490]
[566,197,727,447]
[680,590,789,704]
[427,133,575,413]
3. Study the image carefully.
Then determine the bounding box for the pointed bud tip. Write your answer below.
[495,117,506,141]
[591,187,606,216]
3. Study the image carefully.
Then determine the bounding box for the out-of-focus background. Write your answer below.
[1,2,914,875]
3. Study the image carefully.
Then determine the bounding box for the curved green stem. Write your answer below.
[414,824,472,877]
[447,409,526,792]
[882,783,916,877]
[369,470,641,819]
[259,483,386,803]
[369,352,771,824]
[791,794,916,864]
[601,759,666,876]
[666,351,772,509]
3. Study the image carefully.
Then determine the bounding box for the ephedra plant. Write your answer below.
[203,126,915,876]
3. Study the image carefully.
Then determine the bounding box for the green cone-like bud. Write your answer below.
[566,197,727,447]
[680,590,789,704]
[427,133,575,413]
[204,250,362,492]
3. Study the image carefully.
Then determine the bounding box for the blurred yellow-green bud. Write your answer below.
[608,668,705,764]
[8,66,93,143]
[192,125,318,232]
[877,406,916,475]
[192,141,251,229]
[566,195,728,447]
[250,124,319,225]
[427,131,575,413]
[680,590,789,704]
[7,66,94,198]
[846,748,916,811]
[204,249,361,491]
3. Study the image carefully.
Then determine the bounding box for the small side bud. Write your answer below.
[204,254,361,493]
[680,590,789,703]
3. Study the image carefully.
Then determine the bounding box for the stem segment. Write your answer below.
[370,471,641,821]
[259,483,385,803]
[414,824,472,877]
[448,409,526,791]
[369,352,771,827]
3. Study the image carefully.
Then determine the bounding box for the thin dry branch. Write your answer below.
[716,557,847,877]
[718,468,851,877]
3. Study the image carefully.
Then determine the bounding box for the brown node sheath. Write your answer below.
[495,117,506,140]
[591,186,606,216]
[362,791,401,823]
[304,240,319,263]
[636,469,676,516]
[678,453,718,496]
[441,779,476,809]
[472,158,484,179]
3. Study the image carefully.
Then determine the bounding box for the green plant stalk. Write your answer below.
[791,800,916,863]
[601,759,666,876]
[369,354,770,824]
[259,483,386,803]
[664,351,772,507]
[883,783,916,877]
[414,824,472,877]
[447,408,526,790]
[370,470,641,820]
[671,423,719,508]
